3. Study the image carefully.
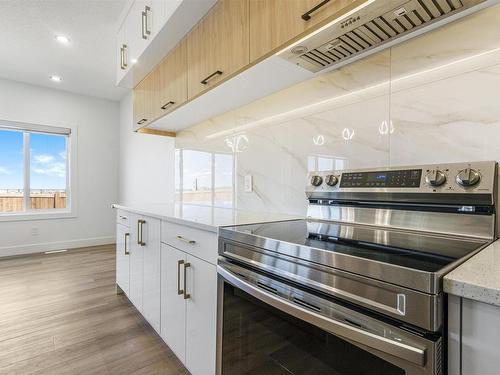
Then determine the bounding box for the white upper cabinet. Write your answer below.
[116,22,129,84]
[127,1,166,65]
[116,0,217,87]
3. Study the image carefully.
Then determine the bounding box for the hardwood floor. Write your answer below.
[0,245,190,375]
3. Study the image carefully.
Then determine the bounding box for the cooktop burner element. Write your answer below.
[218,161,497,332]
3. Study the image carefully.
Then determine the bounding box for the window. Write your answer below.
[175,149,234,208]
[0,121,72,217]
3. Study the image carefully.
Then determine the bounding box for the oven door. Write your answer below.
[216,260,442,375]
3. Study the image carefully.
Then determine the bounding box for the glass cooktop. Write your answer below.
[220,219,488,273]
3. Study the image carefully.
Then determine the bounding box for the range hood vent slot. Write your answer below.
[279,0,479,73]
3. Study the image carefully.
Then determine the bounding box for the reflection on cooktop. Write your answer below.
[223,219,487,273]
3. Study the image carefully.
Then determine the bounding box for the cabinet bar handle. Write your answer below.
[144,6,151,36]
[302,0,331,21]
[124,232,130,255]
[120,46,124,69]
[200,70,223,85]
[177,259,184,295]
[138,219,146,246]
[161,101,175,110]
[176,235,196,244]
[122,44,128,68]
[141,10,147,39]
[137,118,147,125]
[183,262,191,299]
[120,44,128,70]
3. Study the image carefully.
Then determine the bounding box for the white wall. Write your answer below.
[0,77,119,256]
[118,92,175,205]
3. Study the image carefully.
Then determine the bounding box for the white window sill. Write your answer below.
[0,210,76,222]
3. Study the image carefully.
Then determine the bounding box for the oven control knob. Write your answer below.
[310,175,323,187]
[456,168,481,187]
[325,175,339,187]
[425,169,446,187]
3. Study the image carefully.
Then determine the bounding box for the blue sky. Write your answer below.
[0,129,67,190]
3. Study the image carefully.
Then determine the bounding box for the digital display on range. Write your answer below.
[367,173,387,182]
[340,169,422,188]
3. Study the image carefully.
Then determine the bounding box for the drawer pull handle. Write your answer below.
[176,235,196,244]
[161,101,175,110]
[302,0,330,21]
[124,232,130,255]
[138,219,146,246]
[177,259,184,295]
[200,70,223,85]
[137,118,147,125]
[183,262,191,299]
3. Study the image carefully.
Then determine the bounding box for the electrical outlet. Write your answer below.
[30,227,39,236]
[244,175,253,193]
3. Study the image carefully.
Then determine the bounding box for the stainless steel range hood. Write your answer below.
[277,0,496,73]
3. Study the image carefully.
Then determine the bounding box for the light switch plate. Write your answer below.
[244,175,253,192]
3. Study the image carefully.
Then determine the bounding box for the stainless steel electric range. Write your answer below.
[216,161,497,375]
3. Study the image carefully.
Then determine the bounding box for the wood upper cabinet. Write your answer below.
[187,0,249,99]
[249,0,357,62]
[156,38,187,116]
[133,66,159,129]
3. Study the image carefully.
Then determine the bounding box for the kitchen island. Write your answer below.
[112,203,299,375]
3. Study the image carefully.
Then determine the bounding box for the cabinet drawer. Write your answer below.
[116,210,130,227]
[161,221,218,264]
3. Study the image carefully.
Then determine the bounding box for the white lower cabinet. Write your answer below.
[185,253,217,375]
[127,212,161,333]
[129,213,144,311]
[142,217,161,333]
[161,244,187,361]
[116,223,130,296]
[116,209,217,375]
[160,243,217,375]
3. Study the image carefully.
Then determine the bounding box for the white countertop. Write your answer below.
[444,239,500,307]
[113,203,301,232]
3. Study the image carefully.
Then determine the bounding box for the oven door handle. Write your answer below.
[217,264,426,367]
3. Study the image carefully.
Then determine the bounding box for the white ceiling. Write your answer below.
[0,0,129,101]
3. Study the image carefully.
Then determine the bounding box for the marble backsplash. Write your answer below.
[175,4,500,216]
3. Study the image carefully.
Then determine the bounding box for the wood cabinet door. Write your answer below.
[160,243,187,363]
[187,0,249,99]
[142,217,161,333]
[249,0,356,62]
[133,69,159,129]
[185,255,217,375]
[133,79,146,128]
[116,223,130,296]
[157,38,187,116]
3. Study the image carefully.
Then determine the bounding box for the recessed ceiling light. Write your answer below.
[131,58,138,64]
[55,35,70,44]
[49,75,62,82]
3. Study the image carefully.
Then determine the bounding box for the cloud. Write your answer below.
[32,162,66,178]
[59,151,67,160]
[33,154,55,164]
[0,166,10,175]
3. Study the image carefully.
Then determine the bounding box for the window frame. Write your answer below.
[0,119,77,222]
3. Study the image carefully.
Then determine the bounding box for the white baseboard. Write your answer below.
[0,236,115,257]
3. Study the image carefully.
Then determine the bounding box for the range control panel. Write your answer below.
[306,161,497,197]
[340,169,422,188]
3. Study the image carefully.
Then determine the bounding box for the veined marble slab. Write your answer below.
[113,203,301,233]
